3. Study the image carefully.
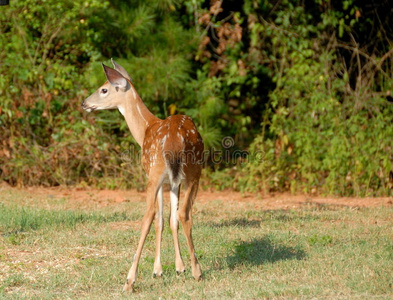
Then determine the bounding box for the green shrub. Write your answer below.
[237,2,393,196]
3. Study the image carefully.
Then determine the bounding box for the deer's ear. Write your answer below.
[111,58,132,82]
[102,64,128,91]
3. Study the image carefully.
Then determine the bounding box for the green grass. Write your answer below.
[1,190,392,299]
[0,204,132,235]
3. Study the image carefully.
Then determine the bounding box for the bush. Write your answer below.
[1,0,392,196]
[237,1,393,196]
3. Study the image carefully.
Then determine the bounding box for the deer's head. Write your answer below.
[82,59,132,114]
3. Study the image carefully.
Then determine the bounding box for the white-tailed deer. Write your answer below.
[82,59,204,292]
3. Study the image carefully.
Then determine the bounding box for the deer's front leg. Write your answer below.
[169,184,186,274]
[153,186,164,277]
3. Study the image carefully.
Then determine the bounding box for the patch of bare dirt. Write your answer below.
[199,191,393,209]
[20,186,146,209]
[1,184,392,210]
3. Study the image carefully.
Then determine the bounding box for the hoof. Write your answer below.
[192,264,202,281]
[176,269,186,276]
[122,279,135,293]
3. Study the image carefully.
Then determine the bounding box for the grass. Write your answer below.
[0,189,392,299]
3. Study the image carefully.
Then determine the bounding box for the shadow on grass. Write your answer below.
[208,217,261,228]
[205,210,323,228]
[226,236,306,269]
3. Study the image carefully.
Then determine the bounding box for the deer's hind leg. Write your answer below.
[123,178,162,292]
[178,180,202,281]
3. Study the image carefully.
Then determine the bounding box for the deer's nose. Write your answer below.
[81,101,95,112]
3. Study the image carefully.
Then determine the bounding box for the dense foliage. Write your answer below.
[0,0,392,196]
[236,0,393,196]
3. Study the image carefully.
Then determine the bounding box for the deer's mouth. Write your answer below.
[81,102,97,112]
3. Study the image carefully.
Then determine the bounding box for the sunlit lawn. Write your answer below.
[1,189,392,299]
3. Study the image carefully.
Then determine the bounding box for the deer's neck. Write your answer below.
[120,86,159,146]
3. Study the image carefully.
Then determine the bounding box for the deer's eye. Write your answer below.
[101,88,108,94]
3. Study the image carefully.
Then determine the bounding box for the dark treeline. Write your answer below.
[0,0,392,196]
